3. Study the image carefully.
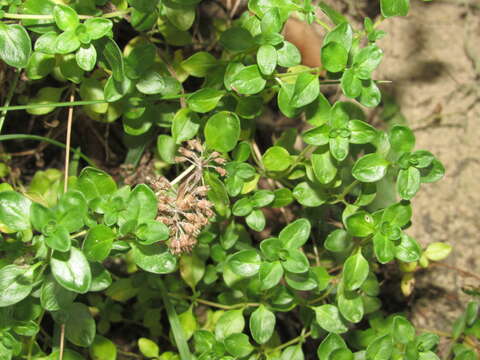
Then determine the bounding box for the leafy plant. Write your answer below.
[0,0,473,359]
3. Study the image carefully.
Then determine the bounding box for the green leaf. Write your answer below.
[279,218,311,249]
[0,24,32,68]
[313,304,348,334]
[78,167,117,201]
[325,229,352,252]
[246,209,266,231]
[381,0,410,17]
[321,42,348,73]
[312,147,337,184]
[54,30,81,54]
[277,82,301,118]
[420,159,445,183]
[138,338,159,358]
[302,125,330,146]
[330,136,350,161]
[227,250,261,277]
[76,44,97,71]
[224,333,254,357]
[131,243,177,274]
[290,73,320,108]
[0,265,34,307]
[292,181,327,207]
[233,198,253,217]
[26,51,55,80]
[181,52,217,77]
[353,45,383,80]
[466,301,479,326]
[318,2,348,25]
[358,80,381,108]
[366,334,393,360]
[343,252,369,291]
[397,167,421,200]
[281,345,304,360]
[341,68,362,98]
[220,27,255,52]
[373,232,395,264]
[250,190,275,208]
[53,4,79,31]
[164,4,196,31]
[45,225,71,252]
[157,134,177,164]
[282,249,309,273]
[271,188,294,208]
[338,292,364,323]
[393,316,415,344]
[249,305,275,344]
[395,233,421,262]
[263,146,293,171]
[136,220,169,245]
[90,335,117,360]
[349,120,378,144]
[277,41,301,67]
[231,65,266,95]
[205,171,230,217]
[89,263,112,292]
[84,18,113,40]
[172,108,200,144]
[382,201,412,227]
[0,191,32,232]
[204,111,241,152]
[179,254,205,290]
[259,261,284,290]
[424,242,452,262]
[187,88,224,113]
[215,309,245,340]
[345,211,375,237]
[352,153,389,183]
[389,125,415,153]
[55,302,96,347]
[50,247,92,294]
[120,184,157,224]
[40,275,76,311]
[136,71,178,95]
[22,0,56,34]
[317,333,347,359]
[83,225,115,262]
[261,8,283,33]
[97,37,125,81]
[324,22,353,51]
[257,44,277,75]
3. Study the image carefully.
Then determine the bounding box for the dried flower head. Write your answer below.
[149,139,227,254]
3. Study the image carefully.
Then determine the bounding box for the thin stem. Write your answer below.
[0,99,107,112]
[0,70,20,134]
[428,263,480,282]
[156,279,192,360]
[71,230,87,239]
[27,310,45,360]
[275,67,321,78]
[170,164,196,186]
[59,324,65,360]
[0,134,96,167]
[2,9,131,20]
[117,349,143,359]
[64,92,75,193]
[168,293,260,310]
[268,331,312,353]
[287,144,315,173]
[338,179,360,200]
[315,18,332,32]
